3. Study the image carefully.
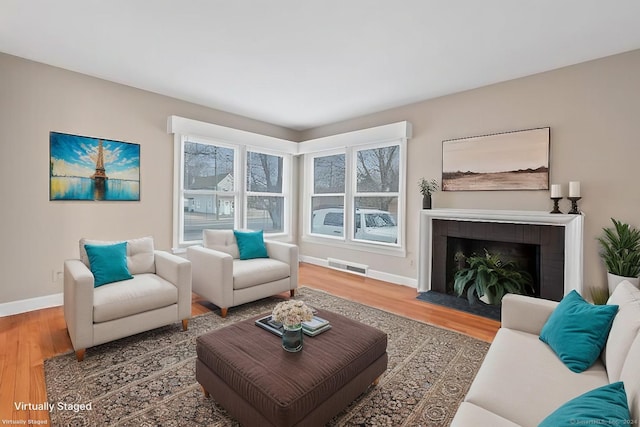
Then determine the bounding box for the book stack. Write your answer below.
[302,316,331,336]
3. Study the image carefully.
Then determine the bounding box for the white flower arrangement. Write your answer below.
[272,300,313,327]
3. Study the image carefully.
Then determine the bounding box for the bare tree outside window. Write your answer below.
[356,146,399,212]
[247,152,285,232]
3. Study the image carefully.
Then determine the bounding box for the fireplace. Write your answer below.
[432,219,563,301]
[418,209,584,299]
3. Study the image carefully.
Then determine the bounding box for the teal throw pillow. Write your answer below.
[539,290,618,373]
[538,381,630,427]
[84,242,133,287]
[233,230,269,260]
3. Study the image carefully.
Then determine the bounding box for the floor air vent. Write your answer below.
[327,258,368,276]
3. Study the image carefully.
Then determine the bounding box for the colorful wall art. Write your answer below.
[50,132,140,201]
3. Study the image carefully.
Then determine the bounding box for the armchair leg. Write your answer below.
[75,349,86,362]
[290,289,295,297]
[220,308,228,318]
[182,319,189,331]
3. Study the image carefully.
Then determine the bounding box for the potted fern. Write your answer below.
[453,250,534,305]
[597,218,640,294]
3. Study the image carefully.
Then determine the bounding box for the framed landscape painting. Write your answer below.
[442,127,550,191]
[50,132,140,201]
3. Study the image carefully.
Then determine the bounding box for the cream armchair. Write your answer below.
[187,230,298,318]
[64,237,192,361]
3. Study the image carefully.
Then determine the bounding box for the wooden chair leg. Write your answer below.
[290,289,295,297]
[182,319,189,331]
[220,307,228,318]
[75,349,86,362]
[201,385,210,398]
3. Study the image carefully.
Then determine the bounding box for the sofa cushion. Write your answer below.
[604,280,640,382]
[80,236,155,275]
[539,290,618,373]
[539,382,630,427]
[203,229,240,259]
[465,328,609,427]
[232,258,290,290]
[84,242,133,287]
[620,333,640,422]
[451,402,521,427]
[93,273,178,323]
[233,229,268,260]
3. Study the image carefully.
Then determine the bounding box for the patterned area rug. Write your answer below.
[45,288,489,426]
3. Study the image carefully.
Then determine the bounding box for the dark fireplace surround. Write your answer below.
[431,219,566,302]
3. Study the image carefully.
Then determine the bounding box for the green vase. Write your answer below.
[282,324,303,352]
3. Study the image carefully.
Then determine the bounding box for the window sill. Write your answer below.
[301,235,406,258]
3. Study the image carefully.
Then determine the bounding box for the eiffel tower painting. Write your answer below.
[50,132,140,201]
[90,139,108,181]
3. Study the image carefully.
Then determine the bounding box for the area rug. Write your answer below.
[45,288,490,426]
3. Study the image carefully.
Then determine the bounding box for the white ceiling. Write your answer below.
[2,1,640,131]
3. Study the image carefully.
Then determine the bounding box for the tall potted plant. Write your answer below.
[418,178,438,209]
[453,250,534,305]
[597,218,640,294]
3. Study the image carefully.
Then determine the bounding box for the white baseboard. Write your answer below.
[299,255,417,288]
[0,293,63,317]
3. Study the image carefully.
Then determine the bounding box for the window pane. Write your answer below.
[247,196,284,232]
[311,196,344,237]
[182,194,235,241]
[356,145,399,193]
[184,142,235,191]
[247,152,283,193]
[314,154,345,194]
[354,197,398,244]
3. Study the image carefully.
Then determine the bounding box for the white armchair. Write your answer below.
[64,237,192,361]
[187,230,298,317]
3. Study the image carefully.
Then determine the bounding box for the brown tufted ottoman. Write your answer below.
[196,309,388,427]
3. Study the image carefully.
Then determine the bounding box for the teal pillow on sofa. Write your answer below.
[538,381,630,427]
[84,242,133,287]
[233,230,269,260]
[539,290,618,373]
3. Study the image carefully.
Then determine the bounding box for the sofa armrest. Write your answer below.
[154,250,192,320]
[265,240,299,290]
[501,293,558,335]
[186,246,234,308]
[63,259,95,351]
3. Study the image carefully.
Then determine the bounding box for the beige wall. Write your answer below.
[0,52,299,304]
[299,49,640,292]
[2,48,639,306]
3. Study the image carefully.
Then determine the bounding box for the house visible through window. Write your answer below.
[178,137,290,245]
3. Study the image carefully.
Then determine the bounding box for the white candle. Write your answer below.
[550,184,562,198]
[569,181,581,197]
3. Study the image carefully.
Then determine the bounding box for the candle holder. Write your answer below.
[568,197,582,214]
[550,197,563,214]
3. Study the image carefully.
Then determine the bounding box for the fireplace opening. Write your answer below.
[444,237,540,299]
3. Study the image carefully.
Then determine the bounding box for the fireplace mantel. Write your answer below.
[418,209,584,295]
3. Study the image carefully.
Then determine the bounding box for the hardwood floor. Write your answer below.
[0,262,499,423]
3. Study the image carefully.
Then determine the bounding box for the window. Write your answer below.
[177,136,291,246]
[182,141,237,242]
[246,151,287,233]
[306,141,404,249]
[353,145,400,245]
[310,153,345,238]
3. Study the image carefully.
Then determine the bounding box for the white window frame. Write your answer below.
[307,148,347,242]
[303,138,407,256]
[244,146,292,235]
[170,117,297,250]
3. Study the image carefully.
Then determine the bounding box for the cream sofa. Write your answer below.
[64,237,192,361]
[187,229,298,318]
[452,280,640,426]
